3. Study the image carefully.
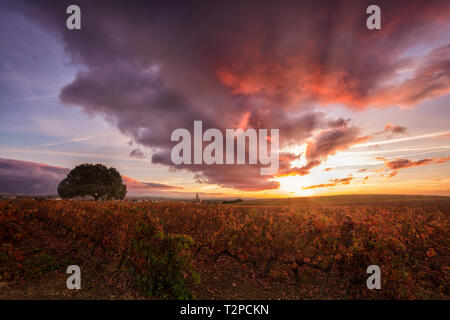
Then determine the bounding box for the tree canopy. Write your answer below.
[57,163,127,200]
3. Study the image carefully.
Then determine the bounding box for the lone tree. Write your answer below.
[58,163,127,200]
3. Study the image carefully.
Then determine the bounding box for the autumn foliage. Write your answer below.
[0,198,448,299]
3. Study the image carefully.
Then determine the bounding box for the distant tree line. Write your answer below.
[222,199,243,204]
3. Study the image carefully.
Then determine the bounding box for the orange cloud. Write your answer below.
[386,170,399,179]
[121,175,182,191]
[216,42,450,110]
[306,127,371,161]
[384,123,407,135]
[302,177,354,190]
[278,123,371,178]
[377,156,450,170]
[377,156,450,178]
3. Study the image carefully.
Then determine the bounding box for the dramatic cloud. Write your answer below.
[210,2,450,109]
[369,44,450,107]
[11,0,450,190]
[278,121,371,177]
[0,158,179,196]
[306,126,370,161]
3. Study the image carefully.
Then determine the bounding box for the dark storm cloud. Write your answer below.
[372,44,450,107]
[306,125,370,162]
[0,158,67,195]
[11,0,450,190]
[129,148,146,159]
[0,158,180,195]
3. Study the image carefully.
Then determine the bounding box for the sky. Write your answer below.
[0,0,449,198]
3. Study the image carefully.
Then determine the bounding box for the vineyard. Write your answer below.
[0,197,449,299]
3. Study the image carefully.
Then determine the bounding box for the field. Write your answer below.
[0,195,449,299]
